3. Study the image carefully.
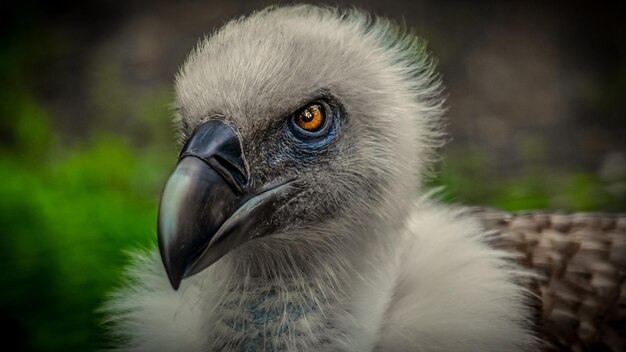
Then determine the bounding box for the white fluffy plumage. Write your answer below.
[104,5,538,351]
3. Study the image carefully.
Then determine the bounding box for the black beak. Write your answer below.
[157,120,296,290]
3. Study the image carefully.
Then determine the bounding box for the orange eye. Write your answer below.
[294,104,326,132]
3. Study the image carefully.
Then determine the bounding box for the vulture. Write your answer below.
[105,5,626,352]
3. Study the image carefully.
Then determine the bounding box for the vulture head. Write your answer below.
[159,5,442,289]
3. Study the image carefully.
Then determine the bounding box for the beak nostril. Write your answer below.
[177,119,250,194]
[208,155,248,194]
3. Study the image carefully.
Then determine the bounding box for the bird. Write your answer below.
[103,5,624,352]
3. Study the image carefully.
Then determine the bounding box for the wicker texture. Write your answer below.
[476,209,626,352]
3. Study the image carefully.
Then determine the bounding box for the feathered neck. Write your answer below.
[195,221,397,351]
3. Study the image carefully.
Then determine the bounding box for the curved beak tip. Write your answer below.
[165,266,182,291]
[160,252,184,290]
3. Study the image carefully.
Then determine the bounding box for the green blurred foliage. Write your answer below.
[429,148,625,212]
[0,140,160,351]
[0,87,174,350]
[0,21,173,350]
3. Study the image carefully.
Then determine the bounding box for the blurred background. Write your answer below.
[0,0,624,350]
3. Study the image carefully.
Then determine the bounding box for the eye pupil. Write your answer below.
[301,110,314,122]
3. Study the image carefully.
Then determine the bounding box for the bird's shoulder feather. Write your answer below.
[373,204,538,351]
[477,209,626,352]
